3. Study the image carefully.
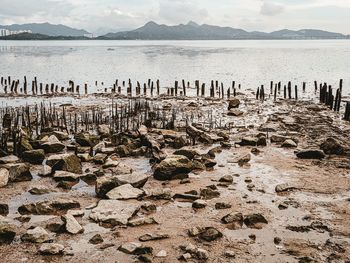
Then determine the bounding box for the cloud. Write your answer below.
[260,1,284,16]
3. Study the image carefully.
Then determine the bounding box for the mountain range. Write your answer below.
[1,22,349,40]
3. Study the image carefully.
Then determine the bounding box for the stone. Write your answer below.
[271,135,289,144]
[275,183,297,193]
[128,217,157,227]
[147,188,172,200]
[38,165,52,177]
[78,153,92,162]
[53,170,81,182]
[192,199,207,209]
[0,221,16,244]
[215,202,232,209]
[139,233,169,242]
[174,148,199,160]
[98,124,110,136]
[225,250,236,258]
[53,131,69,141]
[228,98,240,110]
[90,200,139,226]
[198,227,223,242]
[0,204,9,216]
[320,138,344,155]
[39,243,64,255]
[118,242,142,254]
[239,136,258,146]
[282,139,297,148]
[106,184,144,200]
[47,153,82,174]
[62,214,83,234]
[89,234,104,244]
[221,212,243,229]
[75,133,99,147]
[154,155,193,181]
[200,188,220,199]
[18,198,80,215]
[41,135,65,153]
[29,186,51,195]
[228,109,244,116]
[156,250,167,257]
[244,213,268,229]
[219,175,233,184]
[115,145,131,157]
[21,226,49,243]
[19,138,33,154]
[0,155,19,164]
[3,163,32,182]
[114,173,149,188]
[296,149,325,159]
[93,153,108,164]
[22,149,45,164]
[104,162,133,175]
[0,168,9,187]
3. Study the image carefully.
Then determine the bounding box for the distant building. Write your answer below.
[0,29,32,36]
[84,33,94,38]
[0,29,10,37]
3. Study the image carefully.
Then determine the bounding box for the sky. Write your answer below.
[0,0,350,35]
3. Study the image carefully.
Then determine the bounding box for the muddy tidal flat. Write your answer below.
[0,82,349,263]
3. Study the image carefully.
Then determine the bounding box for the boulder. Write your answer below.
[93,153,108,164]
[46,153,82,174]
[29,186,51,195]
[89,200,139,226]
[39,243,64,255]
[53,171,81,182]
[3,163,32,182]
[239,136,258,146]
[282,139,297,148]
[0,155,19,164]
[192,199,207,209]
[128,217,157,227]
[62,214,84,234]
[154,155,193,181]
[19,138,33,154]
[221,212,243,229]
[198,227,223,242]
[38,165,52,177]
[275,183,296,193]
[0,221,17,244]
[18,198,80,215]
[40,135,65,153]
[0,204,9,216]
[243,213,268,229]
[22,149,45,164]
[98,124,110,136]
[21,226,50,243]
[114,173,149,188]
[320,138,344,155]
[75,133,99,147]
[228,98,240,110]
[173,148,199,160]
[53,131,69,141]
[89,234,104,244]
[0,168,9,187]
[115,145,131,157]
[296,149,325,159]
[106,184,145,200]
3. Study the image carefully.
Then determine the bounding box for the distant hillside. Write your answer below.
[0,33,89,40]
[103,21,350,40]
[0,22,89,37]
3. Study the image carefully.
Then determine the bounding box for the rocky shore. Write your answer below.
[0,93,349,263]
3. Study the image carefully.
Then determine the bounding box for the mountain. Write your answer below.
[103,21,350,40]
[0,22,89,37]
[0,32,89,40]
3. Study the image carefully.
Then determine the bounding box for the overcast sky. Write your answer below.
[0,0,349,35]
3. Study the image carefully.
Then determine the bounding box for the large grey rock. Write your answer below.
[106,184,144,200]
[75,133,99,147]
[22,149,45,164]
[114,173,149,188]
[0,221,17,244]
[39,243,64,255]
[41,135,65,153]
[282,139,297,148]
[18,198,80,215]
[228,98,240,110]
[320,138,344,155]
[46,153,82,174]
[154,155,193,181]
[38,165,52,177]
[3,163,32,182]
[53,170,81,182]
[21,226,50,243]
[0,155,19,164]
[296,149,325,159]
[89,200,139,226]
[0,168,9,187]
[62,214,83,234]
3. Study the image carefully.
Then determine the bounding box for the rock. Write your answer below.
[198,227,223,242]
[98,124,110,136]
[320,138,344,155]
[41,135,65,153]
[21,226,49,243]
[228,98,240,110]
[275,183,297,193]
[139,233,169,242]
[147,188,172,200]
[89,234,104,244]
[3,163,32,182]
[62,214,83,234]
[192,199,207,209]
[29,186,51,195]
[225,250,236,258]
[115,145,131,157]
[228,109,244,116]
[75,133,99,147]
[90,200,139,226]
[38,165,52,177]
[0,204,9,216]
[200,155,217,168]
[173,148,199,160]
[141,202,157,212]
[106,184,144,200]
[18,198,80,215]
[282,139,297,148]
[128,217,157,227]
[200,188,220,199]
[243,213,268,229]
[271,135,289,144]
[47,153,82,174]
[238,153,251,165]
[296,149,325,159]
[215,202,232,209]
[78,153,92,162]
[0,155,19,164]
[39,243,64,255]
[22,149,45,164]
[239,136,258,146]
[153,155,193,181]
[156,250,167,257]
[53,170,81,182]
[118,242,142,254]
[104,162,133,175]
[19,138,33,154]
[138,125,148,136]
[93,153,108,164]
[221,212,243,229]
[0,221,16,244]
[0,168,9,187]
[53,131,69,141]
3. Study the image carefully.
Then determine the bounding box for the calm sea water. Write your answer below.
[0,40,349,94]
